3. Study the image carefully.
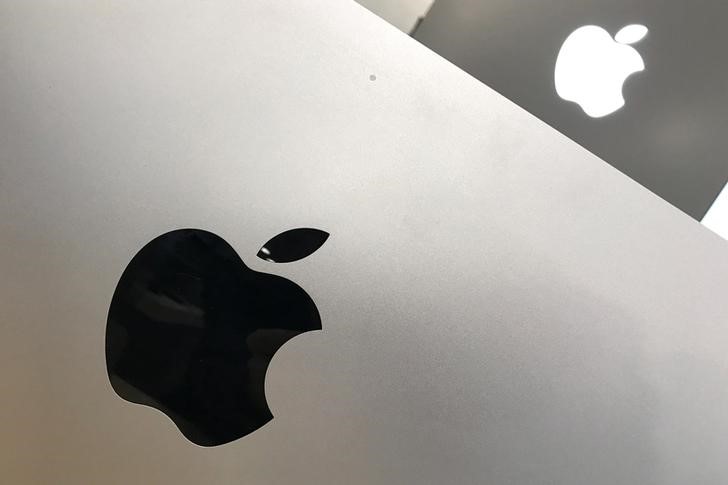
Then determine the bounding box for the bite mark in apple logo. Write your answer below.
[106,228,329,447]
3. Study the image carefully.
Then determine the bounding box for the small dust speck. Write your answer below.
[369,74,377,81]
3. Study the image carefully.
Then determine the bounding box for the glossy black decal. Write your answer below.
[106,228,327,446]
[257,228,329,263]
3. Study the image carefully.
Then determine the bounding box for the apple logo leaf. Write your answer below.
[257,228,330,263]
[614,24,648,45]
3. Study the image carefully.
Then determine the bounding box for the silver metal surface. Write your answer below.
[415,0,728,220]
[2,1,728,483]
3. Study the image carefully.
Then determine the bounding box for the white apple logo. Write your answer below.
[555,24,648,118]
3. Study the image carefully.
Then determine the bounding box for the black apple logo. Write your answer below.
[106,228,329,447]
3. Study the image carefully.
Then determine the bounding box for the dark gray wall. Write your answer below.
[415,0,728,219]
